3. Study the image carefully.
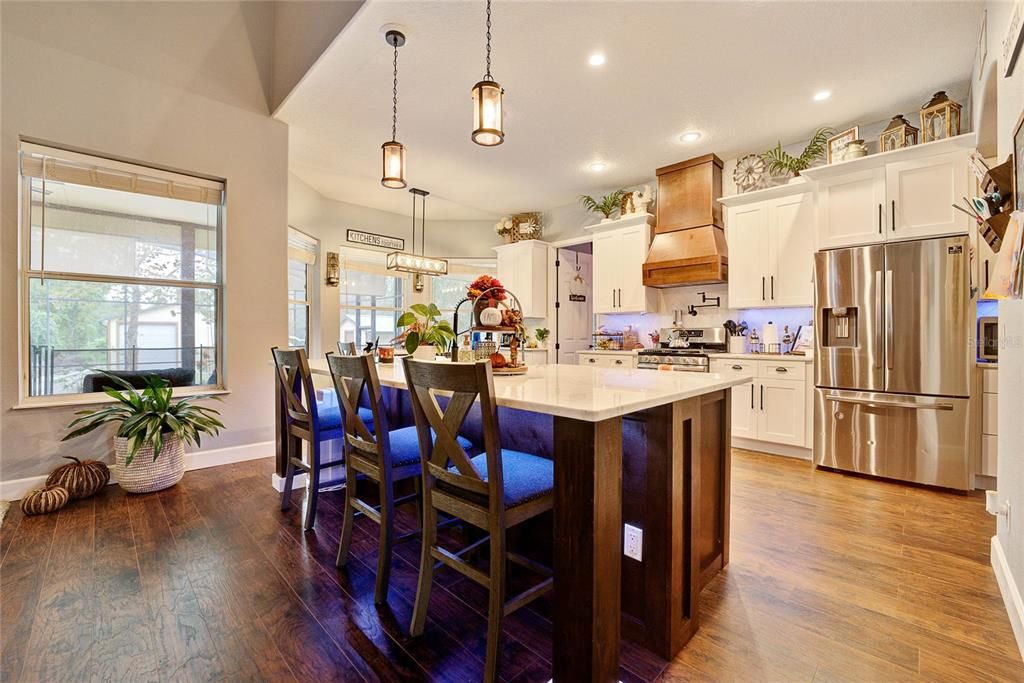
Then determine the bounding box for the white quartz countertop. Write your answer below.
[308,359,751,422]
[711,353,813,363]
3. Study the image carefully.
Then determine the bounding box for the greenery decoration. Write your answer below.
[534,328,550,343]
[579,190,627,219]
[61,372,224,467]
[396,303,457,354]
[760,127,835,177]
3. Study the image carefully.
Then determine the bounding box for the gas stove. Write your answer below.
[636,327,727,373]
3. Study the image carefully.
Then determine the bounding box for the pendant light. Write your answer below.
[471,0,504,146]
[386,188,449,278]
[381,30,407,188]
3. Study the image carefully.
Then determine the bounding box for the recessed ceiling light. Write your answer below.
[589,161,607,172]
[588,53,606,67]
[813,90,832,102]
[680,131,702,143]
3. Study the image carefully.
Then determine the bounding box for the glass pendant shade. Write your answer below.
[381,141,406,189]
[472,80,504,146]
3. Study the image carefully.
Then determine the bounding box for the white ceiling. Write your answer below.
[277,0,984,220]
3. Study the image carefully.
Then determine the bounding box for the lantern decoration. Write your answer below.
[46,455,109,499]
[471,0,504,146]
[381,30,407,189]
[879,115,919,152]
[325,251,340,287]
[919,91,962,143]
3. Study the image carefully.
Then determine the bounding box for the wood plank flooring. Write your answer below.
[1,449,1020,682]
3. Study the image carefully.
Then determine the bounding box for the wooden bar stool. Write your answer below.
[338,341,358,356]
[404,359,554,682]
[326,352,473,604]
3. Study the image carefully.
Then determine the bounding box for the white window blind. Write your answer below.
[287,226,318,265]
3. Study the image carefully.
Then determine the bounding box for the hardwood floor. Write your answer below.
[1,449,1020,682]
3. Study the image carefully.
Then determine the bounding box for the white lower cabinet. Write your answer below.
[578,352,637,368]
[711,358,810,451]
[981,367,997,477]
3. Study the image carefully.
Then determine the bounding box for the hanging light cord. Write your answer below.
[484,0,492,79]
[391,41,399,141]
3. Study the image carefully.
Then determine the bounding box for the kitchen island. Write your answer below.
[276,361,751,680]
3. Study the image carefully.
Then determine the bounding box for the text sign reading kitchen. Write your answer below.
[347,229,405,251]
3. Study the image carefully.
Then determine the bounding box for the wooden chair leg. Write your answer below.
[483,527,506,683]
[280,435,298,511]
[304,440,320,531]
[336,456,357,568]
[374,475,395,604]
[410,492,437,636]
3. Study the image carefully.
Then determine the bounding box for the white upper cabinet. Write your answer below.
[589,219,657,314]
[816,168,887,249]
[494,240,548,318]
[885,150,968,241]
[802,134,975,250]
[722,187,815,308]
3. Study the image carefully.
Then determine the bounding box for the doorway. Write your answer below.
[555,244,593,365]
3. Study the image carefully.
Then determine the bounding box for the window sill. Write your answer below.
[12,387,231,411]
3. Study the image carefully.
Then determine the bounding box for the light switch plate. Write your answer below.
[623,524,643,561]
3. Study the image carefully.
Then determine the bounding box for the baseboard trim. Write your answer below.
[0,441,274,501]
[733,437,812,460]
[992,535,1024,662]
[271,472,308,492]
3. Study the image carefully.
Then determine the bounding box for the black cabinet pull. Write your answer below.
[771,275,775,300]
[588,358,596,363]
[985,260,990,290]
[732,364,743,370]
[762,276,766,301]
[878,204,882,234]
[750,384,754,409]
[891,200,896,231]
[775,367,788,373]
[760,384,764,410]
[615,359,623,365]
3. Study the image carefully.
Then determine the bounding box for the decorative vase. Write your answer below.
[843,140,868,160]
[479,306,502,327]
[114,434,185,493]
[412,344,437,361]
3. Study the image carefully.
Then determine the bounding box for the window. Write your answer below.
[287,228,317,351]
[339,258,405,350]
[432,273,475,331]
[19,142,225,399]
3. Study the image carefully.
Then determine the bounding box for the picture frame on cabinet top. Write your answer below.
[827,127,859,164]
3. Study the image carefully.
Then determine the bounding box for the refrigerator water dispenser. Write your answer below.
[822,307,858,348]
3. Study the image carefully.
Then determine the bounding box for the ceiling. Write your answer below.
[277,0,984,220]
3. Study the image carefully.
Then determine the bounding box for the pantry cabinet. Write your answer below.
[590,218,658,314]
[494,240,548,318]
[803,135,974,250]
[721,188,814,308]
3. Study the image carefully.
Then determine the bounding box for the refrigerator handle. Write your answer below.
[874,270,883,369]
[885,269,894,370]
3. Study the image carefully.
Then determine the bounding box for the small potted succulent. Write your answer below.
[396,303,457,360]
[534,327,550,348]
[62,372,223,493]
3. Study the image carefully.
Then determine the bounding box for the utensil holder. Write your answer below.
[728,337,746,354]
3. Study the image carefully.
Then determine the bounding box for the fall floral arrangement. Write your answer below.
[467,275,507,307]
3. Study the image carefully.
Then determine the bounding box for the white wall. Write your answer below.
[1,2,289,483]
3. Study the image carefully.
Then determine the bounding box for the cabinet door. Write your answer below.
[617,225,650,312]
[817,168,886,249]
[756,378,806,447]
[726,202,770,308]
[769,192,815,306]
[730,381,756,439]
[885,151,968,241]
[591,232,618,313]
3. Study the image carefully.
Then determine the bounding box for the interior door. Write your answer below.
[757,378,806,446]
[885,151,968,241]
[884,235,970,397]
[556,249,593,365]
[591,232,617,313]
[816,168,886,249]
[769,191,815,306]
[726,202,770,307]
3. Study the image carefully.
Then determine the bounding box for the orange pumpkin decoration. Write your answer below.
[21,485,70,516]
[46,456,110,500]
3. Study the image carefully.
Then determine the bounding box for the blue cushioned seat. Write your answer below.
[316,403,373,433]
[388,427,473,467]
[450,450,554,507]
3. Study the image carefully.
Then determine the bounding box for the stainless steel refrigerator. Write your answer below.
[813,235,973,489]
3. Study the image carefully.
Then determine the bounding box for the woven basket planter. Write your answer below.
[114,434,185,494]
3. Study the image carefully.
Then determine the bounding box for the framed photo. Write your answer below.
[827,126,859,164]
[1003,0,1024,78]
[1015,109,1024,211]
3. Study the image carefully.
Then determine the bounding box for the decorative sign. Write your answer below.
[569,294,587,302]
[347,229,404,251]
[1004,0,1024,78]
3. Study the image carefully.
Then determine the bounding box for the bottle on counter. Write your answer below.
[458,334,474,363]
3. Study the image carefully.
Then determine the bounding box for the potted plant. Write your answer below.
[61,373,224,494]
[535,327,550,348]
[579,189,627,223]
[396,303,457,360]
[759,127,834,178]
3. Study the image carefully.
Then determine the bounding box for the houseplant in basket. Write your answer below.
[396,303,457,360]
[61,372,224,493]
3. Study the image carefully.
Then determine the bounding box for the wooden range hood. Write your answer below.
[642,154,727,287]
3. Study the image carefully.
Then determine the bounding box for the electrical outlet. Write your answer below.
[623,524,643,561]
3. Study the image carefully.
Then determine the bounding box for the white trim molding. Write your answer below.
[992,535,1024,661]
[0,440,274,501]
